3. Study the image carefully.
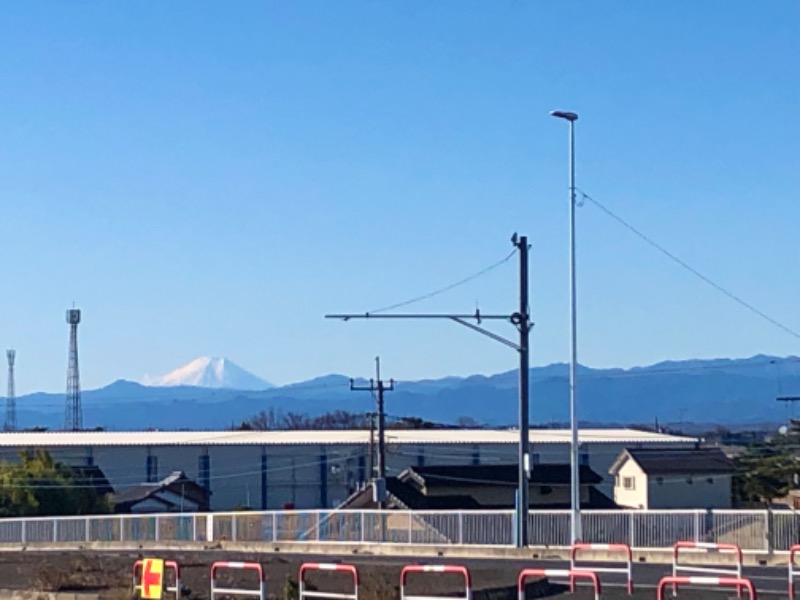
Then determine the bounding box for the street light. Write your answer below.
[550,109,582,544]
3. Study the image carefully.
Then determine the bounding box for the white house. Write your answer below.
[609,447,734,509]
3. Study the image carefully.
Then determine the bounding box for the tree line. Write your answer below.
[234,408,484,431]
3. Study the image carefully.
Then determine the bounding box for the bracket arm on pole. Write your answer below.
[450,317,520,351]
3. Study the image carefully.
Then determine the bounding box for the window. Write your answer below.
[580,453,590,466]
[199,454,210,490]
[532,453,541,465]
[146,454,158,483]
[707,477,714,484]
[656,477,664,486]
[622,476,635,490]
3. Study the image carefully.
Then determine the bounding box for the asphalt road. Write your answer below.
[0,550,790,599]
[292,552,791,598]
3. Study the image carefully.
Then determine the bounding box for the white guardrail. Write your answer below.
[1,508,800,552]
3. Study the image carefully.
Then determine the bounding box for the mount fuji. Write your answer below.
[143,356,273,390]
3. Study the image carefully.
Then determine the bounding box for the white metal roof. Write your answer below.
[0,428,696,447]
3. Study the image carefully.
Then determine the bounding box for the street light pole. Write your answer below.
[550,109,582,544]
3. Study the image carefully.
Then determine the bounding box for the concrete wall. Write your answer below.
[646,474,732,509]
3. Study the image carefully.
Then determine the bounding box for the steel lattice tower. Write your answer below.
[65,309,82,431]
[5,349,15,432]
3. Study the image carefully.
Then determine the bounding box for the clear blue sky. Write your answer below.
[0,2,798,394]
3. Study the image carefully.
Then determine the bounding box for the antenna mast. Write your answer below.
[5,350,16,431]
[65,308,82,431]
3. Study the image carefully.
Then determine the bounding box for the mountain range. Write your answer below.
[7,354,800,431]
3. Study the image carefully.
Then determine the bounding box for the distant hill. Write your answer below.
[9,354,800,431]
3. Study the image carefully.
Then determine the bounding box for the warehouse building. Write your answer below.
[0,428,696,510]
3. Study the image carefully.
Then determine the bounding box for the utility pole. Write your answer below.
[328,233,533,547]
[516,235,531,533]
[350,357,394,490]
[366,411,376,479]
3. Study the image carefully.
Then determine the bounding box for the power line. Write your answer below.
[367,248,516,314]
[581,190,800,341]
[349,356,394,489]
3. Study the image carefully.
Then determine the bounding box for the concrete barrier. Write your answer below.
[0,539,789,567]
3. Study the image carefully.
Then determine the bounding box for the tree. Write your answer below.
[236,407,283,430]
[733,421,800,507]
[734,444,795,506]
[0,450,111,517]
[455,416,483,429]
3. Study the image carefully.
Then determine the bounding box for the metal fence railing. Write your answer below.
[1,509,798,552]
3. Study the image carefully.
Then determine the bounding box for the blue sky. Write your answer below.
[0,2,798,394]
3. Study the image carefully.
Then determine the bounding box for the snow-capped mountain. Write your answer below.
[143,357,273,390]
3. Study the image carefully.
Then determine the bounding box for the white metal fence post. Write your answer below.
[360,511,365,543]
[21,520,26,545]
[53,518,58,543]
[765,508,772,553]
[458,511,464,545]
[232,514,237,542]
[629,511,635,549]
[272,512,277,543]
[155,516,160,542]
[693,511,701,543]
[85,517,90,543]
[407,511,412,544]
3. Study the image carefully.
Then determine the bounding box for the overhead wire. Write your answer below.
[580,189,800,341]
[367,248,516,314]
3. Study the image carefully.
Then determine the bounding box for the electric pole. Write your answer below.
[350,357,394,488]
[327,233,533,547]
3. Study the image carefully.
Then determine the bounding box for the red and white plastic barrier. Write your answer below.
[657,576,756,600]
[672,541,743,597]
[210,561,266,600]
[570,543,633,595]
[400,564,472,600]
[299,563,359,600]
[133,560,182,600]
[788,545,800,598]
[518,569,601,600]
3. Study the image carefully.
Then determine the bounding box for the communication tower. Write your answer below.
[65,309,82,431]
[4,350,15,431]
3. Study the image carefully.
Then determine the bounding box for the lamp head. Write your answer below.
[550,110,579,122]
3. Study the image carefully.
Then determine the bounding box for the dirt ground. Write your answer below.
[0,551,729,600]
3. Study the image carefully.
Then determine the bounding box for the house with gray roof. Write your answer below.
[609,448,735,509]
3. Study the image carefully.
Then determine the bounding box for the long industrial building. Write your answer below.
[0,428,696,510]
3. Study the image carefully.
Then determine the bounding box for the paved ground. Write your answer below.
[0,550,788,599]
